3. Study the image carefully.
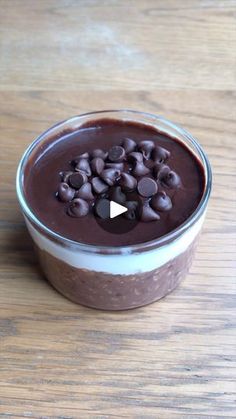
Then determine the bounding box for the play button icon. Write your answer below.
[94,189,141,235]
[110,201,128,218]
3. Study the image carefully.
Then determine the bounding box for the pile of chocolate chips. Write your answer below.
[56,138,181,222]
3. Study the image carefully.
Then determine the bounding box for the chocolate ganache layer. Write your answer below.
[24,118,205,246]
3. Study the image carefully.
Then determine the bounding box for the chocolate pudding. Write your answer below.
[17,110,211,310]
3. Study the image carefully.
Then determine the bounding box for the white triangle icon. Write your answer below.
[110,201,128,219]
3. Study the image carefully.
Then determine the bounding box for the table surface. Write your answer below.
[0,1,236,418]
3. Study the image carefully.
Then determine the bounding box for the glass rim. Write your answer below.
[16,109,212,254]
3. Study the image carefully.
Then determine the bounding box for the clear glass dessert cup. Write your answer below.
[16,110,212,310]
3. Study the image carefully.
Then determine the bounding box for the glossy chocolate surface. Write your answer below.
[24,119,205,246]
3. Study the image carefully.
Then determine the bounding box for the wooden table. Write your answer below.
[0,1,235,417]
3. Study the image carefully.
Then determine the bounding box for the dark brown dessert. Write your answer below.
[17,113,210,310]
[24,118,205,247]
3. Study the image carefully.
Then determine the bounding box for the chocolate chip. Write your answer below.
[105,162,125,171]
[123,201,138,220]
[137,177,158,197]
[127,152,143,163]
[91,157,105,175]
[75,182,94,200]
[108,146,126,162]
[60,171,74,183]
[91,149,108,160]
[100,191,109,200]
[152,146,170,163]
[72,152,90,165]
[69,172,87,189]
[100,168,121,186]
[109,186,126,204]
[153,164,170,180]
[75,159,92,176]
[94,198,110,219]
[162,171,181,189]
[67,198,89,217]
[138,140,155,159]
[91,177,109,194]
[119,172,137,191]
[122,138,137,153]
[132,162,150,177]
[151,191,172,212]
[57,182,75,202]
[140,202,160,222]
[145,159,155,170]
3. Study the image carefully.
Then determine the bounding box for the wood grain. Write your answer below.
[0,1,236,418]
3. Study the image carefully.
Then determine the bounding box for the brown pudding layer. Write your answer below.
[25,118,205,247]
[35,237,199,310]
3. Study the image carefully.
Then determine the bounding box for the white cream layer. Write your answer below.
[26,212,205,275]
